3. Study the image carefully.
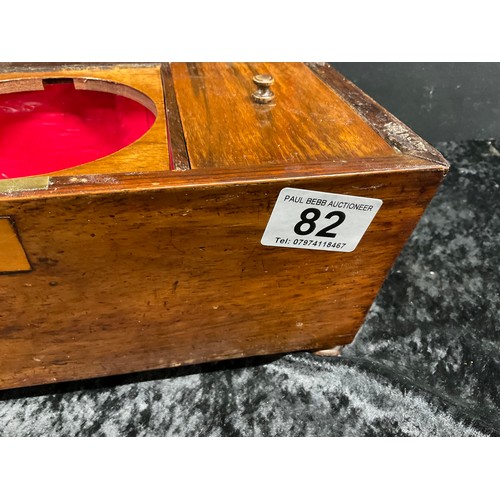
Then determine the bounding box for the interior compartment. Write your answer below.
[0,78,157,179]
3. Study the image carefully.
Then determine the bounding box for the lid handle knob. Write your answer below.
[252,74,275,104]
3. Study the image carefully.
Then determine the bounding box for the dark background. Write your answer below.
[331,63,500,143]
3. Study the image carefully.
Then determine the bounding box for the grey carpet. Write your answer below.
[0,139,497,436]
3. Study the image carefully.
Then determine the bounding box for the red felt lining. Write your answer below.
[0,82,156,179]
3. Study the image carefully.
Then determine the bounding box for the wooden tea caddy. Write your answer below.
[0,63,448,390]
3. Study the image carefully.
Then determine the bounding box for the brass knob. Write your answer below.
[252,74,275,104]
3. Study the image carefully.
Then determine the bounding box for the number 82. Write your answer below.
[293,208,346,238]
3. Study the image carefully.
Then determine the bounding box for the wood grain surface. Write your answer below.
[0,167,445,389]
[171,63,398,169]
[161,64,190,171]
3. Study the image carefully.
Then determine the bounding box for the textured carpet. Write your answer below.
[0,139,498,436]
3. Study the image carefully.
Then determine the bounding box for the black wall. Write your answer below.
[331,63,500,144]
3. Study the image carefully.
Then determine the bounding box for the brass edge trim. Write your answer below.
[0,176,50,194]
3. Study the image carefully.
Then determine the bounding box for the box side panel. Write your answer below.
[0,169,443,389]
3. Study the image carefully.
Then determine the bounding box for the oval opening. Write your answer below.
[0,78,157,179]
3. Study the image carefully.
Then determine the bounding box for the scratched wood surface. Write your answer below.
[306,63,447,166]
[0,218,31,273]
[171,63,398,169]
[0,64,170,178]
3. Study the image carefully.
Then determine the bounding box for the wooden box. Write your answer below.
[0,63,448,390]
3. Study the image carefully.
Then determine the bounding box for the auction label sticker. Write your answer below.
[261,188,382,253]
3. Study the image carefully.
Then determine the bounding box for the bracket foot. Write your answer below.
[311,345,344,357]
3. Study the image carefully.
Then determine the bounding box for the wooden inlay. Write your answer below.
[171,62,398,169]
[0,218,30,273]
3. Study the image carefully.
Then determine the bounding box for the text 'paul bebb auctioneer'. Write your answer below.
[261,187,383,253]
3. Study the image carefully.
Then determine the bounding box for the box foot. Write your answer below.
[311,345,344,357]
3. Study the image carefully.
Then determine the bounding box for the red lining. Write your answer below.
[0,83,156,179]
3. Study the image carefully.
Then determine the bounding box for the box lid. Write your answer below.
[0,62,448,200]
[171,62,400,170]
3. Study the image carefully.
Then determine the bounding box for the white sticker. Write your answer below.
[261,188,382,253]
